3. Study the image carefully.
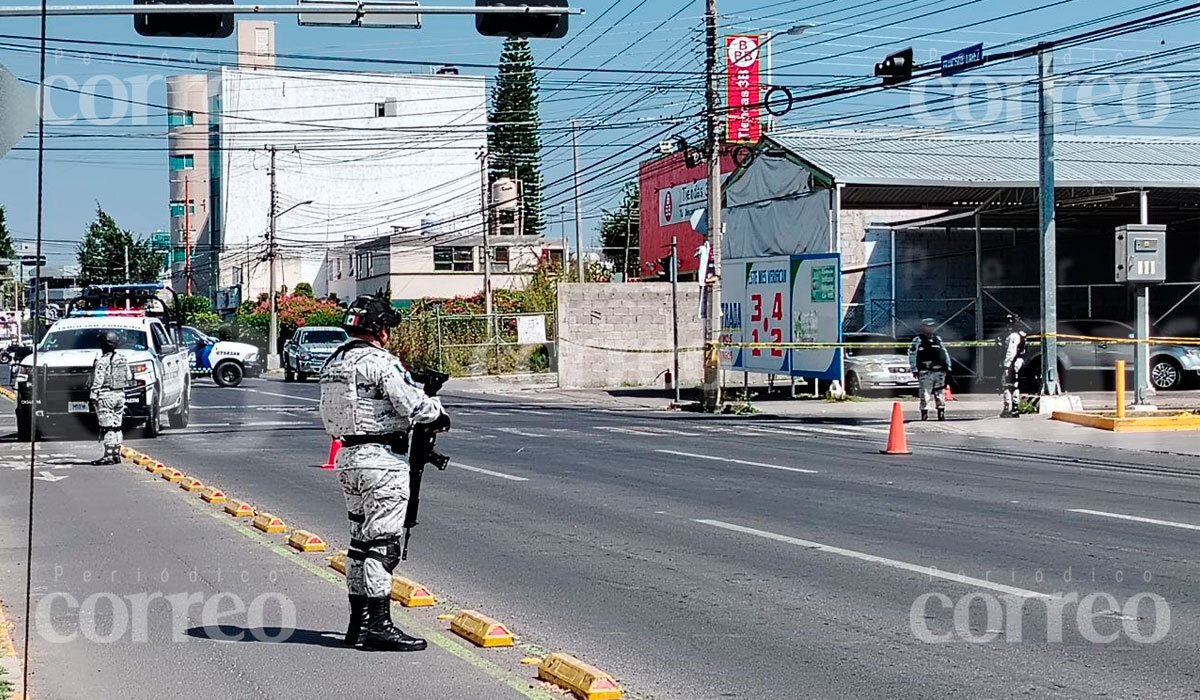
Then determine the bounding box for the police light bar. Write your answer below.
[69,309,147,318]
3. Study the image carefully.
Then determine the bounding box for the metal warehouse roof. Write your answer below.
[766,129,1200,189]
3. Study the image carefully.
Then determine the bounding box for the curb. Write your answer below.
[0,596,26,700]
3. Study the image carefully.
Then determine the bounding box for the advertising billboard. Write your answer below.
[726,34,762,144]
[721,253,843,381]
[637,152,735,280]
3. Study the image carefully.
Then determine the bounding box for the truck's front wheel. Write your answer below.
[141,392,162,439]
[214,361,244,388]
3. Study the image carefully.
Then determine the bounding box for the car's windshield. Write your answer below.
[40,328,149,352]
[182,326,212,345]
[300,330,348,345]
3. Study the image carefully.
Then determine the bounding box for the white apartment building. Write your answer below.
[167,21,539,308]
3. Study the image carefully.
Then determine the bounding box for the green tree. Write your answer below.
[76,207,161,286]
[598,183,639,280]
[0,205,14,259]
[489,37,543,237]
[294,282,314,298]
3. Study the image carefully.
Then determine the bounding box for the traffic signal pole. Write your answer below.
[1037,48,1061,396]
[0,4,585,18]
[701,0,723,411]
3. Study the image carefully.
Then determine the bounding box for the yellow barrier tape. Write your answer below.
[565,334,1200,354]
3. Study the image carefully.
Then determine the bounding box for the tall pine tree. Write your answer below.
[0,205,14,260]
[76,206,162,286]
[489,37,543,237]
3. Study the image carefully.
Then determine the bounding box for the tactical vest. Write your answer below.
[100,353,131,391]
[916,335,947,371]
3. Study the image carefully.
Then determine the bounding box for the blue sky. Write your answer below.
[0,0,1192,269]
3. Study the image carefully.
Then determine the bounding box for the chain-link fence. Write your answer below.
[390,310,557,377]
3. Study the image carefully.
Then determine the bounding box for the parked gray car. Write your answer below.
[843,333,918,395]
[282,326,349,382]
[1024,319,1200,391]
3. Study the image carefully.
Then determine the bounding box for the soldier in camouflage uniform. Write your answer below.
[89,330,131,465]
[319,295,448,652]
[908,318,953,421]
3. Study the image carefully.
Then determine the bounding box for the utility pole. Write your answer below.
[267,145,280,371]
[622,208,632,282]
[1135,190,1152,405]
[571,119,584,283]
[184,176,192,296]
[477,147,494,343]
[124,245,131,310]
[671,236,681,404]
[1037,48,1060,396]
[701,0,724,411]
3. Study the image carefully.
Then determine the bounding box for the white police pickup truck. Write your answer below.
[14,285,191,441]
[179,325,262,388]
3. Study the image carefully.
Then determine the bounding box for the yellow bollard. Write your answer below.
[1115,360,1126,419]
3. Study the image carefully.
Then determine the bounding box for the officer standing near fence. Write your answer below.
[1000,313,1028,418]
[89,330,131,465]
[319,294,449,652]
[908,318,952,421]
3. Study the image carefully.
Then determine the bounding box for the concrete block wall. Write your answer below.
[557,283,703,389]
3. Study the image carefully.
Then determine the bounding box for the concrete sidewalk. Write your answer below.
[0,438,561,700]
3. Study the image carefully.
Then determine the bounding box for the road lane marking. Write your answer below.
[599,426,704,437]
[450,462,529,482]
[186,420,312,429]
[656,449,818,474]
[233,387,321,403]
[695,519,1055,600]
[495,427,549,438]
[1068,509,1200,532]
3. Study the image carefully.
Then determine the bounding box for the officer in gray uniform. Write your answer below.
[89,330,131,465]
[319,295,448,652]
[908,318,952,421]
[1000,313,1028,418]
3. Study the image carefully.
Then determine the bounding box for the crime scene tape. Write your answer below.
[564,334,1200,354]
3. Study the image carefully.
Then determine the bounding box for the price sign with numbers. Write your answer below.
[722,253,842,381]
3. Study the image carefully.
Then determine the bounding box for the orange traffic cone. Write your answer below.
[321,439,343,470]
[880,402,912,455]
[944,384,955,401]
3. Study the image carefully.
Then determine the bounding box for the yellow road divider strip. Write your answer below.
[224,500,255,518]
[252,512,287,534]
[286,530,328,553]
[391,576,436,608]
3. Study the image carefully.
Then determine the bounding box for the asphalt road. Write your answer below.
[4,373,1200,699]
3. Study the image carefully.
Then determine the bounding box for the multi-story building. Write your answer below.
[166,21,543,308]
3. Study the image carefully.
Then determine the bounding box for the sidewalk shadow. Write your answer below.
[186,625,345,648]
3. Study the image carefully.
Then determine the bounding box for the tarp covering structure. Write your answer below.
[723,151,832,259]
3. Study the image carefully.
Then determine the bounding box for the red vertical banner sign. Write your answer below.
[725,34,762,144]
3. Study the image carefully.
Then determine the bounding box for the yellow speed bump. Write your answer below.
[450,610,514,648]
[538,653,623,700]
[328,552,348,576]
[145,461,168,475]
[119,447,134,459]
[200,487,227,504]
[252,512,286,533]
[287,530,328,553]
[224,500,254,518]
[160,468,184,483]
[132,454,148,466]
[390,576,435,608]
[180,476,205,492]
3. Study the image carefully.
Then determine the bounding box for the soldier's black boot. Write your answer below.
[937,408,946,421]
[344,594,369,647]
[360,597,427,652]
[920,410,928,421]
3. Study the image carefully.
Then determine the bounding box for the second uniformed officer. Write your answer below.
[908,318,952,421]
[319,295,448,652]
[89,330,131,465]
[1000,313,1028,418]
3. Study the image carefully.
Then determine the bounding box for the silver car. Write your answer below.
[282,326,349,382]
[843,333,918,395]
[1026,319,1200,391]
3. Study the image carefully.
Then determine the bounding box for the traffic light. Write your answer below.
[135,0,235,39]
[874,47,914,85]
[476,0,569,39]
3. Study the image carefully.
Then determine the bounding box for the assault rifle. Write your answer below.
[401,368,451,561]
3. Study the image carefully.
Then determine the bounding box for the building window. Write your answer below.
[493,247,510,272]
[335,258,342,279]
[170,200,196,217]
[232,267,242,286]
[169,154,194,171]
[434,246,474,272]
[545,249,565,268]
[375,102,386,118]
[167,111,194,128]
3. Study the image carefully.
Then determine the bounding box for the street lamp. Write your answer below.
[763,23,816,131]
[266,198,314,371]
